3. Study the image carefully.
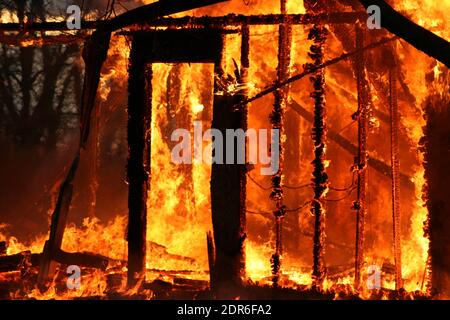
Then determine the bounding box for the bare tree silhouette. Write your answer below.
[0,0,82,149]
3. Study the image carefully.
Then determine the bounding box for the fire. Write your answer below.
[62,216,128,261]
[190,99,205,115]
[2,0,450,300]
[98,36,131,103]
[0,224,46,256]
[0,8,18,23]
[395,0,450,40]
[147,63,213,276]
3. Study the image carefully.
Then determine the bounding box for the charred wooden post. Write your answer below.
[206,231,216,291]
[239,23,250,279]
[387,49,403,290]
[353,26,370,290]
[0,241,6,255]
[270,0,292,287]
[210,32,247,295]
[306,23,328,290]
[421,77,450,296]
[127,44,152,288]
[37,155,79,285]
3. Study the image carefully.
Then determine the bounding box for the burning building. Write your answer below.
[0,0,449,300]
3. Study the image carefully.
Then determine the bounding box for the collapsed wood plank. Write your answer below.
[1,250,111,273]
[0,252,38,273]
[148,241,195,264]
[54,250,110,270]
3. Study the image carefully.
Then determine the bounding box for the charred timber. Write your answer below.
[270,4,291,287]
[307,23,328,289]
[1,1,229,43]
[80,31,111,149]
[388,51,403,290]
[0,252,39,273]
[2,1,449,70]
[0,241,6,255]
[102,0,228,32]
[130,13,367,29]
[0,13,367,33]
[353,26,370,290]
[210,34,246,295]
[126,45,152,288]
[54,250,109,270]
[421,90,450,296]
[0,250,110,272]
[206,231,216,291]
[239,23,250,281]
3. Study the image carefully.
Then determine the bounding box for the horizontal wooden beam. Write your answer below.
[0,0,228,32]
[0,12,366,33]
